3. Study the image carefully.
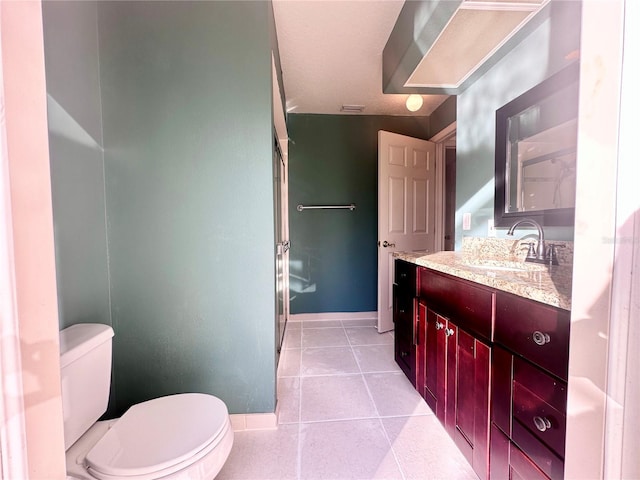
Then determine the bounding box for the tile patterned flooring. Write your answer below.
[216,319,477,480]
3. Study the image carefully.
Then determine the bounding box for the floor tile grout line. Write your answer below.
[282,318,418,480]
[279,367,403,379]
[296,318,408,479]
[299,369,402,378]
[344,319,407,480]
[276,324,301,478]
[342,319,383,420]
[296,325,303,480]
[278,410,435,426]
[377,416,408,480]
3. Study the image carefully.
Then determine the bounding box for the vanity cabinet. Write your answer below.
[418,269,493,480]
[392,258,571,480]
[490,291,570,480]
[393,260,419,386]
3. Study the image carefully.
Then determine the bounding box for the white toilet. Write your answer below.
[60,323,233,480]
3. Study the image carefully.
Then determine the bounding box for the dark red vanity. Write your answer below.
[394,258,571,480]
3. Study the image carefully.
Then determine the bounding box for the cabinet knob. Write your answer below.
[399,309,405,314]
[532,330,551,346]
[445,328,454,337]
[435,321,444,330]
[401,351,409,358]
[533,416,552,432]
[400,273,407,279]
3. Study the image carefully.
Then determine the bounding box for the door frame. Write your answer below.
[430,122,457,253]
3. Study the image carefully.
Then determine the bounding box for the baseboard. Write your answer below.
[229,409,279,431]
[289,311,378,323]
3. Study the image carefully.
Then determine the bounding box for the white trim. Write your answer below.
[229,412,278,431]
[604,0,639,477]
[0,14,29,476]
[430,122,457,253]
[429,121,457,144]
[565,1,625,477]
[289,311,377,323]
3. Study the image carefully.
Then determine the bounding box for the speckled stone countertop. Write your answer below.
[394,245,573,311]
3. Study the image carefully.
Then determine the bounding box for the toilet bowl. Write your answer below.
[66,394,233,480]
[60,324,233,479]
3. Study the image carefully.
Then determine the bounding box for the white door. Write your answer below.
[377,131,436,333]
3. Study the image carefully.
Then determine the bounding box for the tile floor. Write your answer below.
[217,319,477,480]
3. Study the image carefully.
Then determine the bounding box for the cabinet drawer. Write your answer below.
[490,424,553,480]
[495,292,570,380]
[395,260,417,295]
[509,440,552,480]
[394,291,414,319]
[419,269,494,340]
[512,420,564,480]
[513,357,567,458]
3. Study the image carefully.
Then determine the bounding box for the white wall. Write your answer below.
[0,1,66,478]
[565,0,634,478]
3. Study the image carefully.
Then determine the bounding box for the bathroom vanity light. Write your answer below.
[406,94,423,112]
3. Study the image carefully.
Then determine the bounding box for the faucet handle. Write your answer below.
[520,242,537,260]
[546,243,564,266]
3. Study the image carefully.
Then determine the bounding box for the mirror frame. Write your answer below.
[494,62,579,227]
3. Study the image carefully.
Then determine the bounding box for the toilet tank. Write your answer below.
[59,323,114,450]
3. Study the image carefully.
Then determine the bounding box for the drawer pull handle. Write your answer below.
[532,331,551,346]
[435,322,444,330]
[445,328,454,337]
[533,416,552,432]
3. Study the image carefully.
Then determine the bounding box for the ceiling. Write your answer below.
[272,0,449,117]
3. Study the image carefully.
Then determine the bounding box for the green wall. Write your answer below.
[42,1,112,332]
[430,96,456,138]
[455,1,581,248]
[44,1,279,417]
[288,114,430,314]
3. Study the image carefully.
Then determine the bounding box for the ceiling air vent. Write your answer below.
[340,104,365,113]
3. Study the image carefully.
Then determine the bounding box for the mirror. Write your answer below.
[495,63,579,227]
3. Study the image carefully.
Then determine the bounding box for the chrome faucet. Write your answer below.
[507,218,547,264]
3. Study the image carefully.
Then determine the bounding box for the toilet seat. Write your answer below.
[84,393,230,479]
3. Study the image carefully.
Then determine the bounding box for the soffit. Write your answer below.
[273,1,448,116]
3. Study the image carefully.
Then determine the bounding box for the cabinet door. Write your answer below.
[394,285,417,386]
[447,323,491,480]
[422,305,446,423]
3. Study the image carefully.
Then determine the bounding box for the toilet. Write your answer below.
[60,323,233,480]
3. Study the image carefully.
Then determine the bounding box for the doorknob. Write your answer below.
[382,240,396,248]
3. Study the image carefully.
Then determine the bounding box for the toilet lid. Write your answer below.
[85,393,229,477]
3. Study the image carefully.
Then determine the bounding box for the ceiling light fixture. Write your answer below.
[406,94,423,112]
[340,104,365,113]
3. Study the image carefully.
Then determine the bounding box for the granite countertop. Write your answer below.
[394,250,572,311]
